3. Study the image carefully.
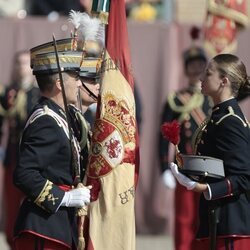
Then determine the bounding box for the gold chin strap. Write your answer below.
[80,79,98,101]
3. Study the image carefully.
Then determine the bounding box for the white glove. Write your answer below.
[162,169,176,189]
[61,187,91,208]
[170,162,197,190]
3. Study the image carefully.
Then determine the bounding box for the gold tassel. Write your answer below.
[77,212,87,250]
[76,183,89,250]
[77,234,85,250]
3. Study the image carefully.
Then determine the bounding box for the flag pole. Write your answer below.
[52,34,81,185]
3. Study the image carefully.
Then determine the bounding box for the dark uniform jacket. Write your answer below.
[13,97,79,248]
[195,98,250,238]
[159,87,212,172]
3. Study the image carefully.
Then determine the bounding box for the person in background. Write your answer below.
[67,10,105,180]
[158,28,212,250]
[0,50,40,250]
[68,75,101,179]
[171,53,250,250]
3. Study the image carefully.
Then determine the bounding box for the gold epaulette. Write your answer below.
[215,106,248,127]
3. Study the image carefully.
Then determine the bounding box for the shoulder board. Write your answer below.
[215,106,248,127]
[24,105,69,138]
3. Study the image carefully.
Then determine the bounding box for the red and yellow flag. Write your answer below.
[84,1,139,249]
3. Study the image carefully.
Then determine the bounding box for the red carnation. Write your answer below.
[161,120,180,146]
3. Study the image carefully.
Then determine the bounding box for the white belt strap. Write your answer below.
[24,105,69,138]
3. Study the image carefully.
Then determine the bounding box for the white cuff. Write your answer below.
[203,184,212,200]
[55,192,67,212]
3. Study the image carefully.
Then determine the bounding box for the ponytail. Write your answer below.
[237,76,250,101]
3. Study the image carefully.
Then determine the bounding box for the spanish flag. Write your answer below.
[83,0,139,249]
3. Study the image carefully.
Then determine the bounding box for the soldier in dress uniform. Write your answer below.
[170,54,250,250]
[68,69,101,180]
[12,39,91,250]
[13,11,105,249]
[67,10,104,181]
[159,41,212,250]
[0,50,40,250]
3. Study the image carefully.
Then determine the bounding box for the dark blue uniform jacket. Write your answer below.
[196,98,250,239]
[13,97,78,248]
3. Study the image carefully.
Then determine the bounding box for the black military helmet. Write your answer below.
[31,11,105,78]
[30,38,84,75]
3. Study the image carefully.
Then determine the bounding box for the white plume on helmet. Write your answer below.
[68,10,84,30]
[79,12,105,48]
[68,10,105,57]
